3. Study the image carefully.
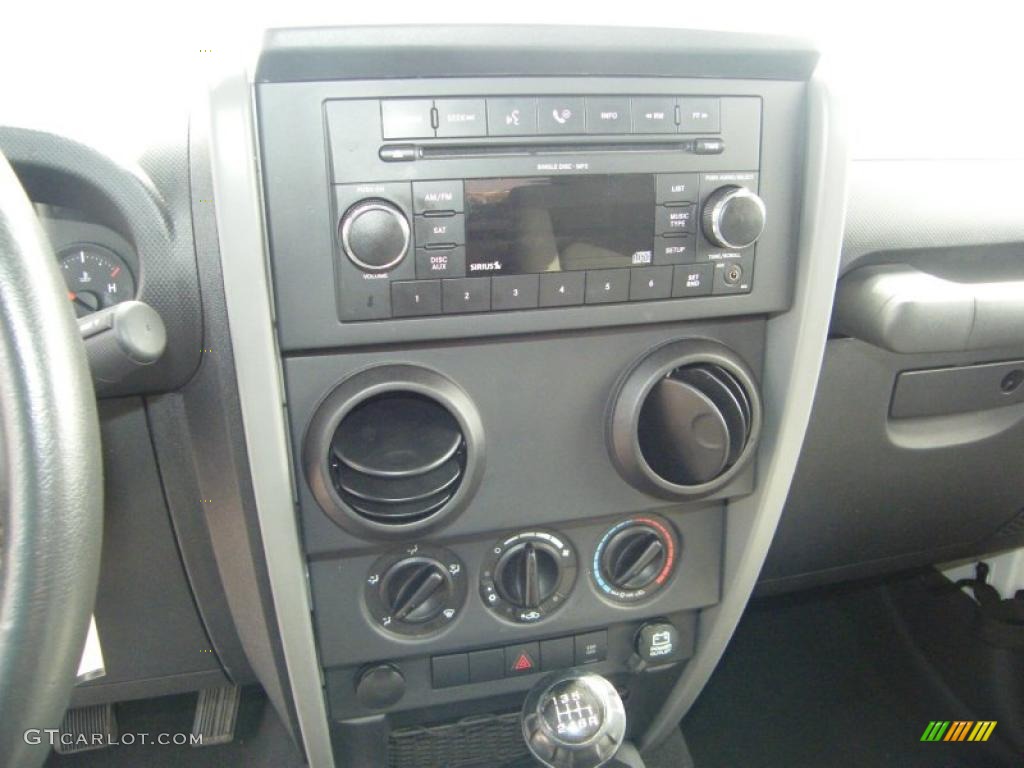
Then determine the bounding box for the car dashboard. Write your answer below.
[3,22,1022,768]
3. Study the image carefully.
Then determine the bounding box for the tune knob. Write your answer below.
[339,199,410,272]
[701,186,766,250]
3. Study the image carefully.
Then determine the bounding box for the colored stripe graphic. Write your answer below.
[921,721,950,741]
[922,720,996,742]
[945,721,972,741]
[970,722,998,742]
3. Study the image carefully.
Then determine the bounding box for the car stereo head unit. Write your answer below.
[324,94,765,323]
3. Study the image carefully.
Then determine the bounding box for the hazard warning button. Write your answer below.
[505,642,540,676]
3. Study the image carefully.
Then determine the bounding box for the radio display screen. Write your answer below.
[464,174,655,275]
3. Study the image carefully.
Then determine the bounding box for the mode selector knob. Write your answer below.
[339,199,410,272]
[701,186,766,250]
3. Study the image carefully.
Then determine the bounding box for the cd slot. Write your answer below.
[417,141,694,159]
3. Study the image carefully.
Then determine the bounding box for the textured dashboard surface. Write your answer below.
[0,127,202,396]
[842,159,1024,274]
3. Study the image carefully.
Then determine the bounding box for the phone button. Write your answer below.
[537,97,585,134]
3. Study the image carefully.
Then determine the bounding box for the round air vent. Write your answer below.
[330,393,466,524]
[608,340,762,498]
[304,365,484,538]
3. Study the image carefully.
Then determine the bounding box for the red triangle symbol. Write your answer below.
[512,653,534,671]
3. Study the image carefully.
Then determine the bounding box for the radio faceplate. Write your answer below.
[258,77,803,350]
[327,95,763,323]
[333,170,759,322]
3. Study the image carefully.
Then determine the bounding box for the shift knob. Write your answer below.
[521,671,626,768]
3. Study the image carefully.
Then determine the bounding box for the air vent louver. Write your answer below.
[638,363,754,486]
[329,393,467,525]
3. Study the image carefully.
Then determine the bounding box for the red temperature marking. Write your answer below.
[110,266,121,278]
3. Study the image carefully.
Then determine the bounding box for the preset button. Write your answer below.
[442,277,491,313]
[538,272,585,307]
[391,280,441,317]
[585,269,630,304]
[629,266,673,301]
[492,274,539,310]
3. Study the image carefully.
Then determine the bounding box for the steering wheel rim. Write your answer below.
[0,151,103,767]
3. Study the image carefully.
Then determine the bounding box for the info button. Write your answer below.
[586,97,631,134]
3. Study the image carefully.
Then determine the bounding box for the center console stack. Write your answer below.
[253,25,817,767]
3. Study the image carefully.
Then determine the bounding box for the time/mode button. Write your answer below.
[381,99,434,140]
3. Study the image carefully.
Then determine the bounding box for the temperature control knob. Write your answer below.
[482,531,577,624]
[339,199,410,272]
[593,515,678,603]
[701,186,766,250]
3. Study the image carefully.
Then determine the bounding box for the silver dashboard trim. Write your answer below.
[207,70,336,767]
[641,68,849,748]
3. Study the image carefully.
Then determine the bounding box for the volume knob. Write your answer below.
[701,186,766,250]
[339,199,410,272]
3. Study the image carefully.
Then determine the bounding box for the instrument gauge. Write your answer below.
[58,244,136,317]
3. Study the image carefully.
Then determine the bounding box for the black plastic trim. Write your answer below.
[257,25,818,84]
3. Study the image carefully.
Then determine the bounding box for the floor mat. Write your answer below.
[681,575,1019,768]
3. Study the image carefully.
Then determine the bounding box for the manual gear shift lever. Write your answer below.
[521,671,627,768]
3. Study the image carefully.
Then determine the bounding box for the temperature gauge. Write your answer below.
[59,244,136,317]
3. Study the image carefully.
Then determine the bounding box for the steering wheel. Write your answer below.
[0,152,103,767]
